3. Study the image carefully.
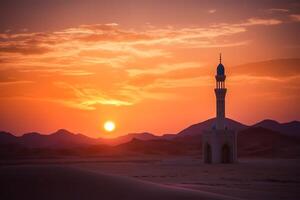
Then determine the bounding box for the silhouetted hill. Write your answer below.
[0,130,160,148]
[177,118,247,137]
[0,129,98,149]
[160,133,177,140]
[100,132,158,146]
[254,119,300,138]
[47,129,98,147]
[1,117,300,158]
[116,138,199,155]
[238,127,300,158]
[0,131,17,145]
[117,126,300,158]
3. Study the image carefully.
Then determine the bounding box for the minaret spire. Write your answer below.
[215,54,226,130]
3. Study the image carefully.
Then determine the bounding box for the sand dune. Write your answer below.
[0,166,242,200]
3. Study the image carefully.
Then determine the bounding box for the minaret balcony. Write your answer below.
[215,75,226,82]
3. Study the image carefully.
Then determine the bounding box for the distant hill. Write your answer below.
[116,134,203,155]
[0,129,98,148]
[253,119,300,138]
[99,132,159,146]
[1,117,300,158]
[0,131,16,142]
[117,126,300,158]
[238,127,300,158]
[176,118,247,137]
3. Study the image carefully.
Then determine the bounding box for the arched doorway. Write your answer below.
[222,144,230,163]
[205,143,212,163]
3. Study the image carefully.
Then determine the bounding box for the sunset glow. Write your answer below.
[0,0,299,138]
[104,121,116,132]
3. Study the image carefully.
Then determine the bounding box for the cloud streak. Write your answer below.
[0,16,291,110]
[289,14,300,22]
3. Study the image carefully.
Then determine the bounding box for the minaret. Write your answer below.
[202,54,237,164]
[215,53,226,130]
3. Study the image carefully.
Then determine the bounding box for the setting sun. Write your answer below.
[104,121,116,132]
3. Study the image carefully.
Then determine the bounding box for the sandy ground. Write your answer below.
[1,156,300,200]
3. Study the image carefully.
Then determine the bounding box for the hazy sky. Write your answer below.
[0,0,299,137]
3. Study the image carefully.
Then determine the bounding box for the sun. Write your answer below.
[104,121,116,132]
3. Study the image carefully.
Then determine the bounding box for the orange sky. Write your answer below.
[0,0,299,137]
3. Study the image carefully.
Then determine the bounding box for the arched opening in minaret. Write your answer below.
[222,144,230,163]
[204,143,212,163]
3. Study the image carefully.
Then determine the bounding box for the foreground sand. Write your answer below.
[0,165,241,200]
[1,156,299,200]
[72,157,300,200]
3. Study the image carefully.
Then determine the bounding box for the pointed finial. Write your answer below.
[219,53,222,63]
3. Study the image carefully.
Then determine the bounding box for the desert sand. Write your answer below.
[0,165,240,200]
[1,156,299,200]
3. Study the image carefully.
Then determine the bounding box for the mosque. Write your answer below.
[202,55,237,164]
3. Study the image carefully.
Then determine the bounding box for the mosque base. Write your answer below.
[202,129,237,164]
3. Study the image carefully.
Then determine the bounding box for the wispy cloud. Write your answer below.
[289,14,300,22]
[0,80,34,85]
[53,82,133,110]
[265,8,289,14]
[127,62,201,76]
[0,17,288,110]
[243,18,282,26]
[208,9,216,14]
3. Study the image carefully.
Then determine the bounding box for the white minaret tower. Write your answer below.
[202,54,237,164]
[215,54,226,130]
